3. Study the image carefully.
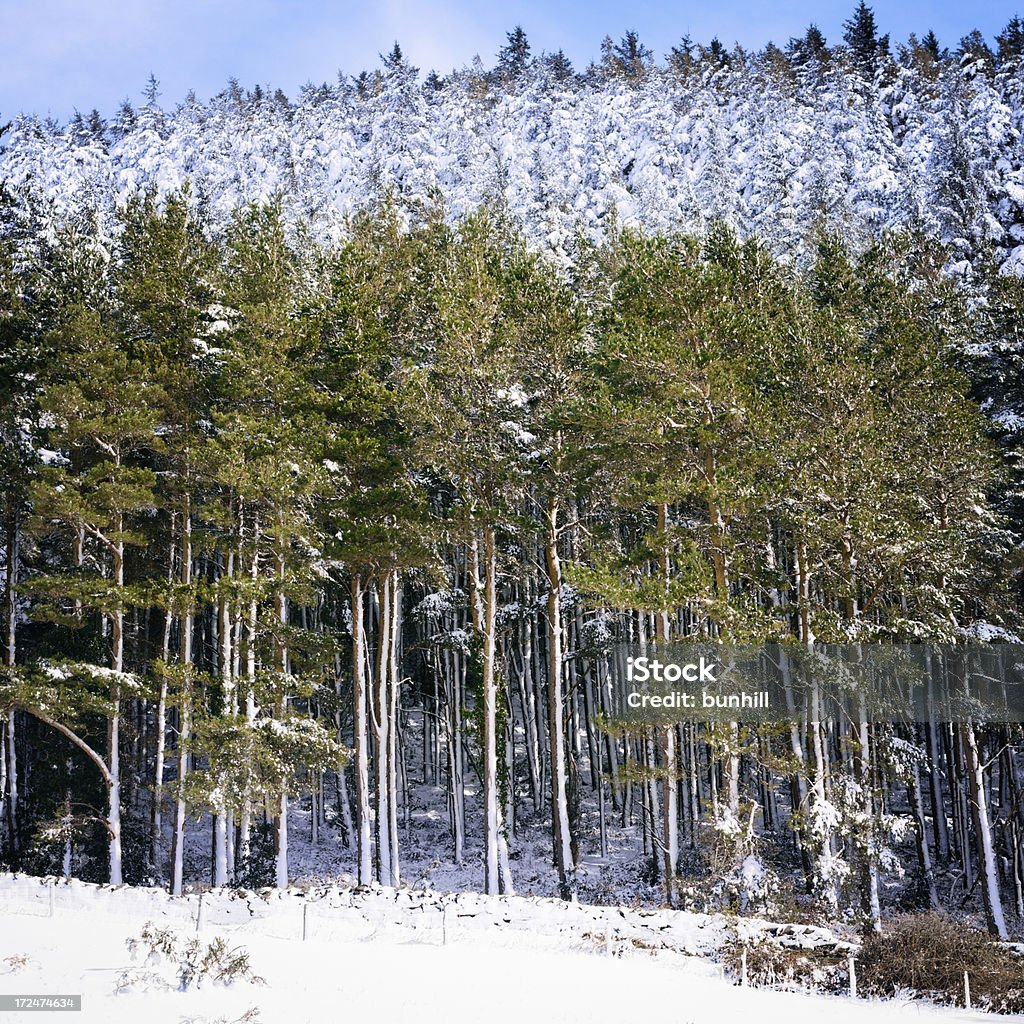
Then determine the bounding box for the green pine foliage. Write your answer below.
[0,184,1020,929]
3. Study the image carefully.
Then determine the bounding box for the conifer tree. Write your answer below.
[20,301,162,884]
[497,27,531,82]
[843,2,882,76]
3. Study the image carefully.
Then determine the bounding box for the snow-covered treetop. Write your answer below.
[1,24,1023,270]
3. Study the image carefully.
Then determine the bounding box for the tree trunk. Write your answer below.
[3,512,18,860]
[373,574,393,885]
[237,518,259,877]
[960,719,1007,938]
[856,696,881,933]
[170,502,192,896]
[387,572,402,886]
[476,529,502,896]
[351,574,373,884]
[654,505,678,903]
[151,531,174,873]
[544,498,575,899]
[108,519,125,886]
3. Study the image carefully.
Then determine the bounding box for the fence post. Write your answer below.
[48,879,54,918]
[442,905,449,946]
[194,892,204,934]
[303,901,309,942]
[848,956,857,998]
[741,945,748,987]
[964,970,971,1010]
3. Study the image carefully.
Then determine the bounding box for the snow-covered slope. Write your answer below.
[3,53,1023,267]
[0,874,990,1024]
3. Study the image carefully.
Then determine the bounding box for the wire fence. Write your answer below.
[0,874,720,960]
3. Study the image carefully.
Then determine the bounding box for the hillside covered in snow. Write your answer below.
[0,874,994,1024]
[2,17,1024,268]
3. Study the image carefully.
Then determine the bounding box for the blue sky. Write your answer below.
[1,1,1018,121]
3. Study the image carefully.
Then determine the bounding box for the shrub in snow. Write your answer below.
[119,922,264,994]
[702,803,783,918]
[722,934,847,993]
[1,953,33,974]
[857,912,1024,1013]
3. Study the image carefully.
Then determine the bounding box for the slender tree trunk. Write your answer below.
[960,719,1007,938]
[237,517,259,876]
[151,529,174,872]
[333,648,356,852]
[152,666,169,869]
[476,529,503,896]
[654,504,678,903]
[809,679,837,913]
[856,695,881,933]
[387,572,401,886]
[447,646,465,864]
[108,520,125,886]
[274,528,289,890]
[373,574,393,885]
[3,512,18,859]
[170,501,192,896]
[907,747,940,910]
[518,614,541,813]
[351,574,373,884]
[4,511,15,667]
[213,548,234,886]
[544,498,575,899]
[0,714,7,855]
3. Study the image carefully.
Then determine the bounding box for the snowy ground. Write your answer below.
[0,874,992,1024]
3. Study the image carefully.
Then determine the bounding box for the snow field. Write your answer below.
[0,874,993,1024]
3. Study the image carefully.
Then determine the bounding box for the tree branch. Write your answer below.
[15,705,112,785]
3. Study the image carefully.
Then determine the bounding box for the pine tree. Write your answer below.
[318,203,432,886]
[600,31,652,82]
[543,50,574,83]
[958,30,994,63]
[497,27,531,82]
[668,36,695,78]
[843,2,881,76]
[997,16,1024,62]
[0,217,34,867]
[114,187,218,887]
[209,200,337,889]
[514,248,594,899]
[922,30,943,62]
[415,211,533,895]
[21,298,163,884]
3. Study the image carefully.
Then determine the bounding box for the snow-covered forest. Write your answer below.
[2,4,1024,993]
[3,11,1024,270]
